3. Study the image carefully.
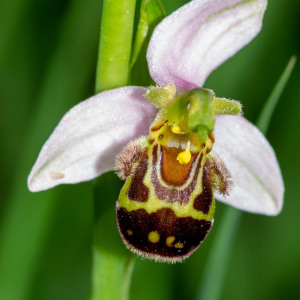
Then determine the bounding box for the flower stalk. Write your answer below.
[91,0,137,299]
[95,0,137,92]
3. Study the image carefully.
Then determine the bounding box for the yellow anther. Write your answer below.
[171,125,181,134]
[177,142,191,164]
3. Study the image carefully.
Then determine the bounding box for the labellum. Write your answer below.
[115,85,239,262]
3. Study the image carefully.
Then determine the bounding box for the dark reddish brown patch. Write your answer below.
[151,145,203,205]
[117,206,212,259]
[127,155,149,202]
[193,165,212,214]
[150,121,167,132]
[161,146,197,186]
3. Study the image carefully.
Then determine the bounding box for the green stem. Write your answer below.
[91,173,136,300]
[196,55,297,300]
[91,252,135,300]
[121,255,136,299]
[91,1,137,299]
[95,0,137,92]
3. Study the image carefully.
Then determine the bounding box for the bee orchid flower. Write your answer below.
[28,0,283,261]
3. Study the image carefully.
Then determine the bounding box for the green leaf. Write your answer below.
[257,55,297,135]
[130,0,166,86]
[131,0,165,67]
[196,207,241,300]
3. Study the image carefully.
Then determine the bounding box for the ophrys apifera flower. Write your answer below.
[28,0,283,262]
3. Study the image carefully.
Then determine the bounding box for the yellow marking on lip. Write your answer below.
[148,231,160,243]
[118,137,215,221]
[118,175,215,221]
[126,230,133,236]
[166,236,175,247]
[156,143,201,190]
[175,242,184,249]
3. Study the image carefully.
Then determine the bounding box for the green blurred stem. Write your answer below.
[91,1,137,299]
[197,55,297,300]
[95,0,137,92]
[91,173,136,300]
[91,223,136,300]
[91,253,135,300]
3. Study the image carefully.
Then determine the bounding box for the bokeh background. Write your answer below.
[0,0,299,299]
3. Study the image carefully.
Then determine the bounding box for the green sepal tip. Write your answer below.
[213,97,242,115]
[145,83,176,108]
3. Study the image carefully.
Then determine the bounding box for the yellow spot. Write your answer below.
[50,172,65,179]
[148,231,160,243]
[177,141,191,164]
[166,236,175,247]
[171,125,181,134]
[175,242,184,249]
[126,230,133,236]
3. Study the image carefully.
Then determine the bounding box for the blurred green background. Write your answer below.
[0,0,299,299]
